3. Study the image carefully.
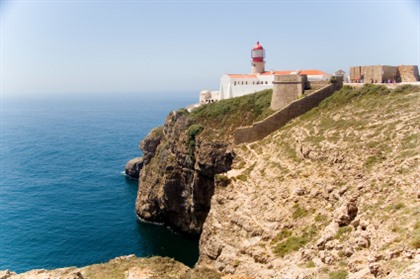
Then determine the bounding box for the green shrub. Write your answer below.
[188,124,204,139]
[188,89,274,139]
[187,124,204,155]
[176,108,189,115]
[392,84,420,94]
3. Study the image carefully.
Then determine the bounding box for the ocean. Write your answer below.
[0,92,199,273]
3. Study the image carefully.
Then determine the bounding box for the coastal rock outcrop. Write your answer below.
[124,157,144,179]
[0,255,191,279]
[135,110,234,236]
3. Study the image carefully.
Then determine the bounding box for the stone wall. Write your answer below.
[234,79,342,144]
[362,65,398,83]
[398,65,420,82]
[306,80,330,90]
[350,66,362,82]
[270,74,306,110]
[350,65,419,83]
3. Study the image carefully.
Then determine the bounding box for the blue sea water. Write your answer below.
[0,92,199,273]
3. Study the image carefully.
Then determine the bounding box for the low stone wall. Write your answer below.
[234,82,341,144]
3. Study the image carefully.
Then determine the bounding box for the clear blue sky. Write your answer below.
[1,0,419,97]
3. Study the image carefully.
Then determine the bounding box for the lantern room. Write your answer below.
[251,41,265,62]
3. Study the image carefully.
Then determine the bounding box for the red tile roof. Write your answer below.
[260,71,293,75]
[227,70,330,78]
[299,70,330,75]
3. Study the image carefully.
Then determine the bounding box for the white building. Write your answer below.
[200,42,332,104]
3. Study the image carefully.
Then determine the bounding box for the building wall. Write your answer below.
[251,61,265,74]
[199,90,220,104]
[218,73,328,101]
[219,75,272,100]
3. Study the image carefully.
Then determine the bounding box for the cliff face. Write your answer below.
[134,90,273,236]
[135,110,234,236]
[197,85,420,278]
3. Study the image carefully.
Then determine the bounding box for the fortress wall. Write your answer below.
[307,80,330,90]
[399,65,420,82]
[350,65,419,83]
[234,80,342,144]
[270,75,305,111]
[350,66,362,81]
[382,66,399,82]
[362,65,382,83]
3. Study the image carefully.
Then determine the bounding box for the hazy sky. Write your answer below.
[1,0,419,97]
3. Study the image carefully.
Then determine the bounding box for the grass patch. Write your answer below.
[236,174,248,182]
[305,260,315,268]
[335,226,352,241]
[273,236,308,257]
[392,84,420,94]
[364,153,386,168]
[292,204,309,219]
[271,229,292,244]
[329,270,348,279]
[314,214,328,223]
[384,202,405,213]
[411,221,420,249]
[401,134,419,150]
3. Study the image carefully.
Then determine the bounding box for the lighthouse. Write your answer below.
[250,41,265,74]
[197,41,332,105]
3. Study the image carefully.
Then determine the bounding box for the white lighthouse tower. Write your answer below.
[250,41,265,74]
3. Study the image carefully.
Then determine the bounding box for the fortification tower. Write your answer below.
[251,41,265,74]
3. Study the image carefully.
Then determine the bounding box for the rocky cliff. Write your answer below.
[135,111,233,236]
[134,90,273,236]
[197,85,420,278]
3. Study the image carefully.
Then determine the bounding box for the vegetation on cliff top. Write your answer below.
[185,89,274,140]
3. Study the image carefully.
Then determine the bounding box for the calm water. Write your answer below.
[0,92,199,273]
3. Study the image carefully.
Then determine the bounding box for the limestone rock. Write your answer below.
[1,256,191,279]
[334,198,358,226]
[0,270,16,279]
[196,88,420,278]
[135,111,234,236]
[124,157,144,179]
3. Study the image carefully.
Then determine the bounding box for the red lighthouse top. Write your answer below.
[251,41,265,62]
